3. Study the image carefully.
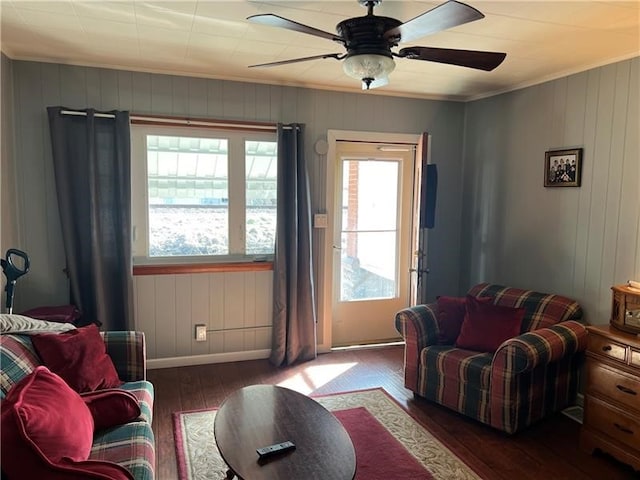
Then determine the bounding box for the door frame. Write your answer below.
[318,130,421,353]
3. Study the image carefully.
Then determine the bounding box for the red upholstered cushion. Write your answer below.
[31,323,122,393]
[0,366,135,480]
[81,389,141,432]
[455,295,525,353]
[436,295,492,344]
[20,304,82,323]
[0,366,94,474]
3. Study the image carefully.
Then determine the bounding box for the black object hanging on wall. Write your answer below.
[420,164,438,229]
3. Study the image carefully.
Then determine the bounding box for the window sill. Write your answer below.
[133,261,273,276]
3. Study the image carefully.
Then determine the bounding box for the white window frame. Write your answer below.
[131,124,277,265]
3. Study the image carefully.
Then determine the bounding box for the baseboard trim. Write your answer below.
[147,349,271,370]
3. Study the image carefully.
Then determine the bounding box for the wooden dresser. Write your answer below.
[580,324,640,470]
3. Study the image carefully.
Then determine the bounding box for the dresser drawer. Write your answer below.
[584,396,640,452]
[588,334,627,362]
[586,360,640,411]
[632,348,640,368]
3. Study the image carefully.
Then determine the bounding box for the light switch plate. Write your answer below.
[313,213,328,228]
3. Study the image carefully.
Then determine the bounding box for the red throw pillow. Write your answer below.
[455,295,525,353]
[0,366,94,476]
[436,295,492,344]
[81,389,141,431]
[21,305,82,324]
[0,366,134,480]
[31,323,122,393]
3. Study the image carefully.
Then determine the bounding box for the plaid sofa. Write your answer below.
[0,331,155,480]
[395,283,587,434]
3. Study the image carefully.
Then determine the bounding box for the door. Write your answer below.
[331,141,416,346]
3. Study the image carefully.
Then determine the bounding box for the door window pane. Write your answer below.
[340,159,399,301]
[340,231,396,301]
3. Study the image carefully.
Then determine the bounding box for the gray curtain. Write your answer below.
[47,107,133,330]
[270,123,317,366]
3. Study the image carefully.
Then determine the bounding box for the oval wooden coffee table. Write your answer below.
[214,385,356,480]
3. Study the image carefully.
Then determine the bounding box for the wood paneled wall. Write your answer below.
[461,57,639,324]
[134,270,272,361]
[1,55,19,269]
[3,60,465,361]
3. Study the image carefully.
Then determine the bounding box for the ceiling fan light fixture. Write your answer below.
[248,1,507,90]
[342,53,395,82]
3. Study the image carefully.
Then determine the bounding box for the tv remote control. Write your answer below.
[256,441,296,458]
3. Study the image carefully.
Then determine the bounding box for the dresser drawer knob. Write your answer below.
[613,423,634,435]
[616,384,637,395]
[601,345,612,352]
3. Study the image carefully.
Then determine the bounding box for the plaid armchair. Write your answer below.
[395,283,587,434]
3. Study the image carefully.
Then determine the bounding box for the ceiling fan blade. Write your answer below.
[385,0,484,44]
[249,53,344,68]
[247,14,344,43]
[398,47,506,71]
[362,76,389,90]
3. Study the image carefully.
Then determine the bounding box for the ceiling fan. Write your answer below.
[247,0,506,90]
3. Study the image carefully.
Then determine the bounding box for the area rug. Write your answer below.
[173,387,481,480]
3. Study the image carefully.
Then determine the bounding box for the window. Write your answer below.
[131,125,277,263]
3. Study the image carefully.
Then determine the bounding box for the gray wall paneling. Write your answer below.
[462,57,639,324]
[9,62,67,310]
[1,54,19,296]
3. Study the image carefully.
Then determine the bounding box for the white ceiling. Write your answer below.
[1,1,639,101]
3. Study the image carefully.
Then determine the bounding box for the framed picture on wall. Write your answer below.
[544,148,582,187]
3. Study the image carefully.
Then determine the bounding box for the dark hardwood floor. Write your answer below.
[148,345,637,480]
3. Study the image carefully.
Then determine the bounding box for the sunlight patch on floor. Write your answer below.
[277,362,358,395]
